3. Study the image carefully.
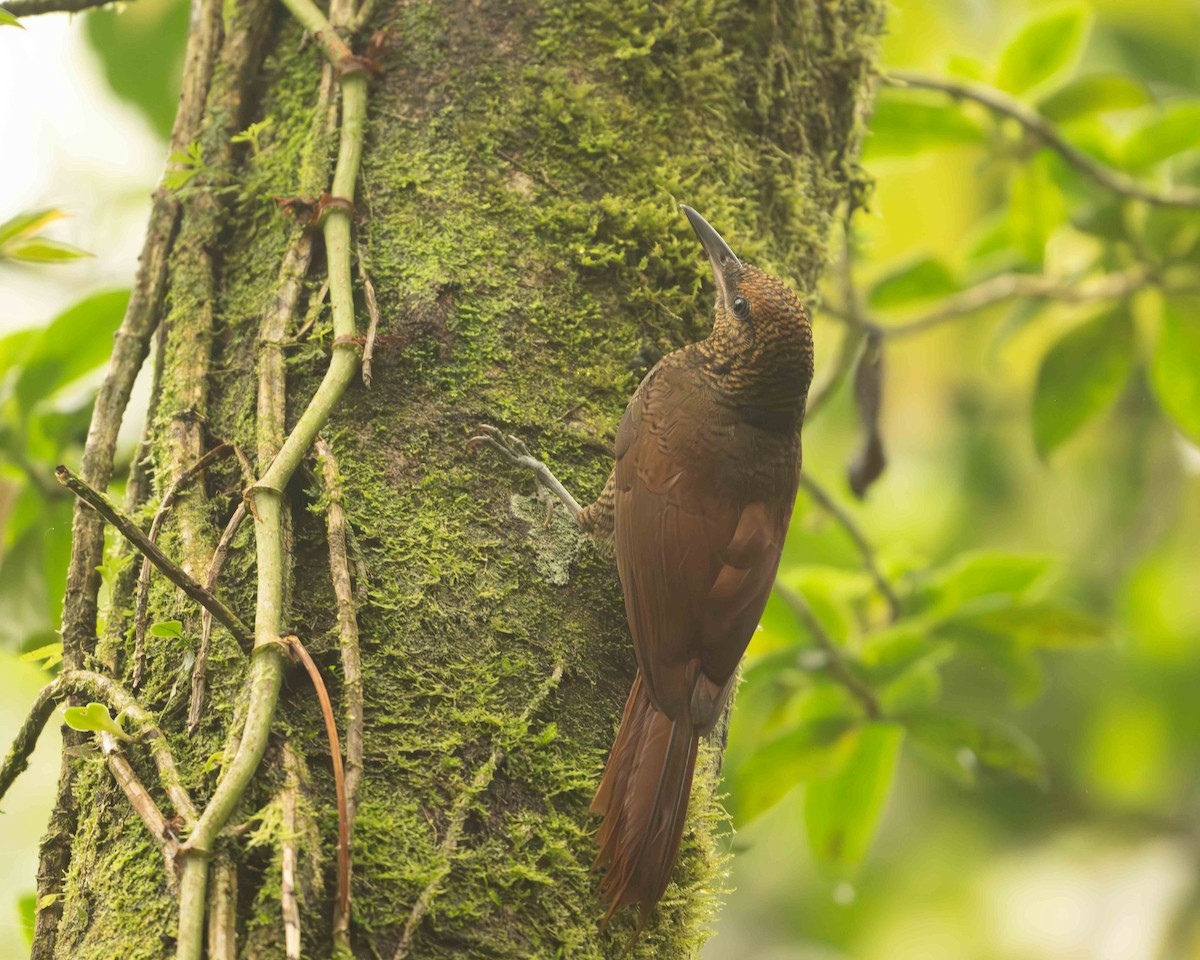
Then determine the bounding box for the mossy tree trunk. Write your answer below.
[35,0,880,956]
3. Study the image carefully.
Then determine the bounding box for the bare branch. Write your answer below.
[775,584,882,720]
[888,70,1200,211]
[798,473,901,621]
[280,747,302,960]
[55,466,253,653]
[358,253,381,387]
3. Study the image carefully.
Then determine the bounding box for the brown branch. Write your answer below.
[284,636,350,930]
[391,662,565,960]
[315,436,363,949]
[98,734,180,877]
[888,70,1200,211]
[133,444,234,687]
[877,265,1159,338]
[188,501,250,736]
[798,473,901,621]
[775,584,882,720]
[55,466,253,653]
[0,0,125,16]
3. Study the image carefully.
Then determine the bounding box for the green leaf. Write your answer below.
[1150,299,1200,444]
[84,0,189,140]
[1008,153,1066,265]
[996,5,1092,96]
[867,257,959,310]
[1038,74,1152,123]
[0,237,93,264]
[63,702,133,742]
[864,93,986,160]
[149,619,184,639]
[964,602,1109,648]
[0,8,24,27]
[879,657,944,714]
[907,713,1047,787]
[1032,308,1133,457]
[731,718,861,824]
[914,550,1055,618]
[0,208,65,247]
[804,724,904,874]
[13,289,130,412]
[1122,103,1200,171]
[20,641,64,671]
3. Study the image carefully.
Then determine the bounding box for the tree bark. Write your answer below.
[32,0,881,957]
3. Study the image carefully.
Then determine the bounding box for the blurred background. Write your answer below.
[1,0,1198,957]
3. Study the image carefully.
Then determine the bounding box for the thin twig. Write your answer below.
[774,584,882,720]
[280,746,302,960]
[189,501,250,736]
[316,436,363,951]
[798,473,901,621]
[55,466,254,653]
[284,635,350,931]
[887,70,1200,210]
[874,265,1159,338]
[0,0,123,16]
[134,444,234,687]
[98,733,180,875]
[392,662,565,960]
[358,252,381,388]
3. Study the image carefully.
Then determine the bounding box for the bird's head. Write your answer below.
[681,204,814,407]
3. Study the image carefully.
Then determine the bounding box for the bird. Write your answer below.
[470,204,814,940]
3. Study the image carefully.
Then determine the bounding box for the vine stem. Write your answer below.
[887,70,1200,211]
[173,2,368,954]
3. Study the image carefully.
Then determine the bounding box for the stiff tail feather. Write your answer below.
[590,672,699,939]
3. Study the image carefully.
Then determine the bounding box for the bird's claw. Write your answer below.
[467,424,542,472]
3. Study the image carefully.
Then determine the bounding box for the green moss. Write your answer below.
[55,0,881,956]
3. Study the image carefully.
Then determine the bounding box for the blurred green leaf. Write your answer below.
[1038,74,1152,123]
[996,5,1092,96]
[860,625,941,684]
[1150,298,1200,444]
[0,8,24,27]
[732,718,860,824]
[1122,103,1200,171]
[907,713,1047,787]
[84,0,188,140]
[1008,153,1066,264]
[20,641,63,672]
[0,327,39,384]
[0,208,65,246]
[14,289,130,413]
[1032,308,1133,457]
[965,602,1109,648]
[867,257,959,309]
[913,550,1055,618]
[804,723,904,874]
[880,658,943,714]
[864,93,987,160]
[150,619,184,639]
[0,237,93,264]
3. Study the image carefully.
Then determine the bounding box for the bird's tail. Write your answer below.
[590,671,699,935]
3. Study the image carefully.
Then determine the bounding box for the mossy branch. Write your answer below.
[174,2,369,955]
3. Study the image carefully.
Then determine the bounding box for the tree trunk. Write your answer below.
[32,0,881,957]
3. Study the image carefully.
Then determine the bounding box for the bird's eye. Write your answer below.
[732,296,750,318]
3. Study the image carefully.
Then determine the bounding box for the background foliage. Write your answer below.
[1,0,1198,956]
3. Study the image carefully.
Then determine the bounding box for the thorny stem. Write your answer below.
[316,435,364,951]
[798,473,901,621]
[54,466,254,653]
[775,584,882,720]
[175,3,369,955]
[888,71,1200,211]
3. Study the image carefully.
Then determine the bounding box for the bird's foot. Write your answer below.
[468,424,583,525]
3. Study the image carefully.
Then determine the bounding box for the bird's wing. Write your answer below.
[613,364,794,722]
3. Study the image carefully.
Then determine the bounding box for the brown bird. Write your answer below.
[471,205,814,937]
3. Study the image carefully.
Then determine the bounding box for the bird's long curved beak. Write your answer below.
[681,204,740,305]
